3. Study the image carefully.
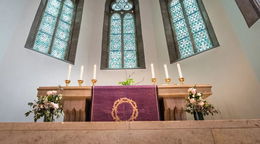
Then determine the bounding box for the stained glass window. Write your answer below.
[33,0,75,60]
[108,0,138,69]
[166,0,218,60]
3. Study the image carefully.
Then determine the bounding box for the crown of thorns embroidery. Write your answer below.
[111,97,138,121]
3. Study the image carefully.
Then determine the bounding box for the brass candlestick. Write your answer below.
[78,80,84,86]
[91,79,97,86]
[151,78,157,85]
[178,77,185,85]
[65,80,71,87]
[165,78,171,84]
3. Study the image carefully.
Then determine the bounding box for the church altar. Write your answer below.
[37,85,212,121]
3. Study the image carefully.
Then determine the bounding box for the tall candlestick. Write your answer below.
[164,64,169,79]
[93,64,97,79]
[177,63,183,78]
[79,65,84,80]
[151,63,155,78]
[67,64,72,80]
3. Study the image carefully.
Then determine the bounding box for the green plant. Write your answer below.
[185,87,219,116]
[118,78,135,85]
[25,90,63,122]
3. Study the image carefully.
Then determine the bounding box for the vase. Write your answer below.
[43,115,54,122]
[193,111,204,120]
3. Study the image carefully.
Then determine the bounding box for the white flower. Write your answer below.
[197,93,202,97]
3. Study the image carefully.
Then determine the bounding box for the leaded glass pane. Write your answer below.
[178,37,194,58]
[111,0,133,11]
[124,50,137,68]
[169,0,194,58]
[193,30,212,52]
[45,0,62,16]
[183,0,199,15]
[110,35,121,50]
[50,39,67,59]
[109,51,122,69]
[38,13,57,35]
[33,32,52,53]
[109,13,122,68]
[183,0,213,52]
[51,0,75,59]
[123,13,137,68]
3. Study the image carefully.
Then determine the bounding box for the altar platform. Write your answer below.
[0,119,259,144]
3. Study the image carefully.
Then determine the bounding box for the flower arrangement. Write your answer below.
[25,90,63,122]
[185,87,219,118]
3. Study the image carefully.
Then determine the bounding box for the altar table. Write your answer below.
[37,85,212,121]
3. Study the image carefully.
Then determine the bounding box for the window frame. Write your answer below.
[100,0,145,70]
[159,0,219,63]
[235,0,260,28]
[25,0,84,64]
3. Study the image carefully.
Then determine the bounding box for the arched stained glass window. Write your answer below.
[101,0,145,69]
[160,0,219,63]
[25,0,84,64]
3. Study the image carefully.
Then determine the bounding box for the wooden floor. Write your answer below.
[0,119,260,144]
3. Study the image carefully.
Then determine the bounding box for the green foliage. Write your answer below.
[25,90,63,122]
[118,78,135,85]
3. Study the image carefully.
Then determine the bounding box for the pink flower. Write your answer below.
[47,91,53,96]
[46,91,57,96]
[191,89,197,95]
[189,98,196,104]
[50,102,59,109]
[188,88,197,95]
[199,102,205,106]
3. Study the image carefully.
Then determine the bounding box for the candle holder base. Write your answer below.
[178,77,185,85]
[91,79,97,86]
[78,80,84,87]
[65,80,71,87]
[151,78,157,85]
[165,78,171,84]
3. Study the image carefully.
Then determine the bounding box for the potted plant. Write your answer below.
[185,87,219,120]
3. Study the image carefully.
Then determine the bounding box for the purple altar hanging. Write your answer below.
[91,85,160,121]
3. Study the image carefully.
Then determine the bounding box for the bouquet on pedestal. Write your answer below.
[25,90,63,122]
[185,87,219,120]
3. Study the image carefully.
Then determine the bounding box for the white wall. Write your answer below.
[152,0,260,119]
[0,0,159,122]
[0,0,259,122]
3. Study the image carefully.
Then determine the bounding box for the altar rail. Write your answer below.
[37,85,212,121]
[0,120,259,144]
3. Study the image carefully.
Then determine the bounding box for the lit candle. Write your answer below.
[177,63,183,78]
[151,63,155,78]
[164,64,169,78]
[93,64,97,79]
[79,65,84,80]
[67,64,72,80]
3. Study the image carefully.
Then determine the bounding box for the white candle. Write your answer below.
[151,63,155,78]
[177,63,183,78]
[67,64,72,80]
[93,64,97,79]
[164,64,169,79]
[79,65,84,80]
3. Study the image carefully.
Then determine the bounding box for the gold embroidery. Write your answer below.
[111,97,139,121]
